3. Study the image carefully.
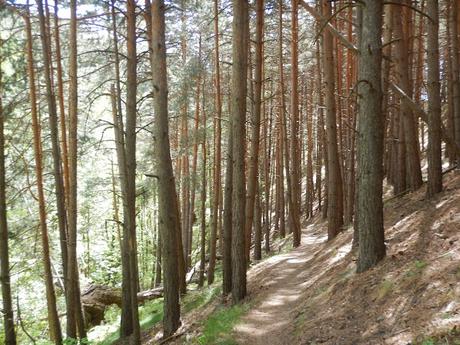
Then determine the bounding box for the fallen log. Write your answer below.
[81,285,163,327]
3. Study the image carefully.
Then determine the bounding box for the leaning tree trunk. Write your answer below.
[35,0,69,299]
[35,1,64,342]
[356,0,386,273]
[149,0,181,337]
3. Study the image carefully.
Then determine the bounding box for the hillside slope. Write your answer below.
[232,170,460,345]
[150,170,460,345]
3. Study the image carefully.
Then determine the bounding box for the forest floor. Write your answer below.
[149,170,460,345]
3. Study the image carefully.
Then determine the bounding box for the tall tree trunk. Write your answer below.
[356,0,386,273]
[253,185,262,260]
[445,0,456,166]
[393,0,422,191]
[352,1,363,247]
[188,38,202,271]
[413,0,425,107]
[34,1,64,342]
[279,0,294,235]
[179,1,190,269]
[305,76,314,219]
[245,0,264,259]
[0,38,17,345]
[382,4,393,182]
[110,161,123,252]
[53,0,70,208]
[315,40,325,217]
[231,0,249,303]
[263,76,271,254]
[154,229,162,288]
[343,5,356,225]
[36,0,69,328]
[120,0,141,342]
[277,0,286,238]
[426,0,443,196]
[290,0,301,247]
[109,7,131,314]
[223,123,233,295]
[208,0,223,286]
[321,0,343,240]
[150,0,181,336]
[199,78,207,288]
[54,0,78,332]
[450,0,460,167]
[66,0,86,338]
[275,97,285,238]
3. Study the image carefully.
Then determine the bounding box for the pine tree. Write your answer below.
[356,0,385,273]
[149,0,181,336]
[231,0,249,303]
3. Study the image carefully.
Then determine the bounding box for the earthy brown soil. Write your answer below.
[233,170,460,345]
[145,170,460,345]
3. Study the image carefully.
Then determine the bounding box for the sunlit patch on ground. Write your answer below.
[231,171,460,345]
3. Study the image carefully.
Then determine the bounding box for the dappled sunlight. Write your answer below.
[233,172,460,345]
[235,226,331,344]
[302,233,328,245]
[328,241,352,265]
[286,257,309,264]
[435,197,451,209]
[392,211,420,229]
[384,331,414,344]
[288,172,460,344]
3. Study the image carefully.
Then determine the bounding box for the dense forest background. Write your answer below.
[0,0,459,344]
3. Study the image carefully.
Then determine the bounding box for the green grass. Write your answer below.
[420,338,435,345]
[454,266,460,280]
[376,280,394,300]
[195,303,249,345]
[314,285,328,296]
[405,259,428,279]
[91,267,224,345]
[414,260,428,270]
[89,264,246,345]
[414,326,460,345]
[91,298,164,345]
[183,285,222,313]
[139,298,164,330]
[294,310,306,335]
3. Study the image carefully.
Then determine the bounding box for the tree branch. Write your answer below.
[390,82,460,157]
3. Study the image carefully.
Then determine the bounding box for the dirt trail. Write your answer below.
[154,171,460,345]
[232,171,460,345]
[234,226,328,345]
